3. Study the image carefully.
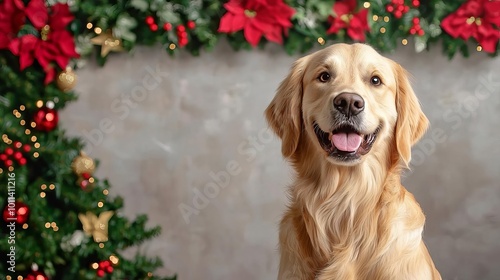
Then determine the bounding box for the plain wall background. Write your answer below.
[61,42,500,280]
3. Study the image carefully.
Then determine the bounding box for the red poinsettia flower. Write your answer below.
[218,0,295,46]
[441,0,500,53]
[327,0,370,41]
[0,0,25,49]
[7,0,79,84]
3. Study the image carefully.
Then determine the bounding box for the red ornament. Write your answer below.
[33,107,59,131]
[6,0,79,84]
[176,25,185,33]
[3,201,30,224]
[23,144,31,152]
[187,20,196,29]
[145,16,155,25]
[96,269,105,277]
[26,270,49,280]
[18,157,27,165]
[163,22,172,31]
[218,0,295,46]
[327,0,370,42]
[441,0,500,53]
[5,147,14,155]
[149,23,158,31]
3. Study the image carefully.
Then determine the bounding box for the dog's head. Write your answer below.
[266,43,428,168]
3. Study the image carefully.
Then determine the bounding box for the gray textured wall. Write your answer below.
[61,43,500,280]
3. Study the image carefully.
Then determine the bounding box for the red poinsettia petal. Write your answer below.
[333,2,351,17]
[25,0,48,29]
[223,0,245,14]
[231,13,248,31]
[218,14,237,33]
[475,23,500,53]
[441,15,464,39]
[326,18,346,34]
[484,1,500,27]
[44,64,55,85]
[355,9,370,31]
[51,30,79,58]
[244,23,263,46]
[10,35,38,70]
[49,3,74,30]
[264,26,283,44]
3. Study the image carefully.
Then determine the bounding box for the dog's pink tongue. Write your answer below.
[331,133,363,152]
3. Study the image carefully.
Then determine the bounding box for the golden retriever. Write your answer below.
[266,43,441,280]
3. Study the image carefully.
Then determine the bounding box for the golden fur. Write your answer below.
[265,43,441,280]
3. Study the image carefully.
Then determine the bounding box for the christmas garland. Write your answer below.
[0,0,499,279]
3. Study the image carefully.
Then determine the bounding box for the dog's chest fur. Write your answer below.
[280,159,427,280]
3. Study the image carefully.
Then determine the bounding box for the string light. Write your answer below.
[97,201,104,208]
[99,243,105,248]
[169,43,176,50]
[19,105,25,111]
[49,184,55,190]
[40,192,46,198]
[317,37,325,45]
[34,143,41,148]
[402,39,408,45]
[363,2,370,8]
[103,189,109,195]
[22,224,28,229]
[94,27,102,34]
[476,45,482,52]
[33,152,39,158]
[20,120,26,125]
[87,22,93,29]
[92,263,99,269]
[45,222,51,228]
[36,100,43,108]
[25,129,31,135]
[8,166,14,172]
[0,168,3,174]
[372,15,379,21]
[31,136,37,142]
[109,255,119,265]
[31,122,36,128]
[380,27,386,34]
[383,16,390,23]
[41,184,47,190]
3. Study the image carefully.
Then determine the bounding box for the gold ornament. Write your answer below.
[56,67,77,92]
[72,151,95,176]
[78,211,114,242]
[90,29,124,57]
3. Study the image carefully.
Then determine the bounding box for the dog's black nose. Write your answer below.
[333,93,365,117]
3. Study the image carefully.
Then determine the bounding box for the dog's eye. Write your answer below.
[318,72,331,83]
[370,76,382,86]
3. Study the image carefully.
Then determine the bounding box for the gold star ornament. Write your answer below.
[78,211,114,242]
[90,30,124,57]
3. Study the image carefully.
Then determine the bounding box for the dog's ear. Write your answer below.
[265,56,309,158]
[393,63,429,168]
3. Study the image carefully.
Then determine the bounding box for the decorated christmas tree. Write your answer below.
[0,0,498,278]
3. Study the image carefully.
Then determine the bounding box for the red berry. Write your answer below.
[99,261,107,269]
[96,269,105,277]
[163,22,172,31]
[176,25,185,32]
[106,266,114,273]
[80,179,89,190]
[386,5,394,12]
[150,24,158,31]
[413,17,420,24]
[82,172,91,179]
[410,28,417,35]
[0,154,6,161]
[5,148,14,155]
[18,157,27,165]
[412,0,420,7]
[14,151,22,160]
[179,37,188,47]
[178,31,188,38]
[187,20,196,29]
[145,16,155,25]
[394,10,403,18]
[13,141,22,148]
[23,144,31,152]
[5,159,13,167]
[404,5,410,13]
[103,260,111,267]
[397,4,405,11]
[417,29,425,36]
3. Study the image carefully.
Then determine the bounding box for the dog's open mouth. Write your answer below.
[313,122,381,161]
